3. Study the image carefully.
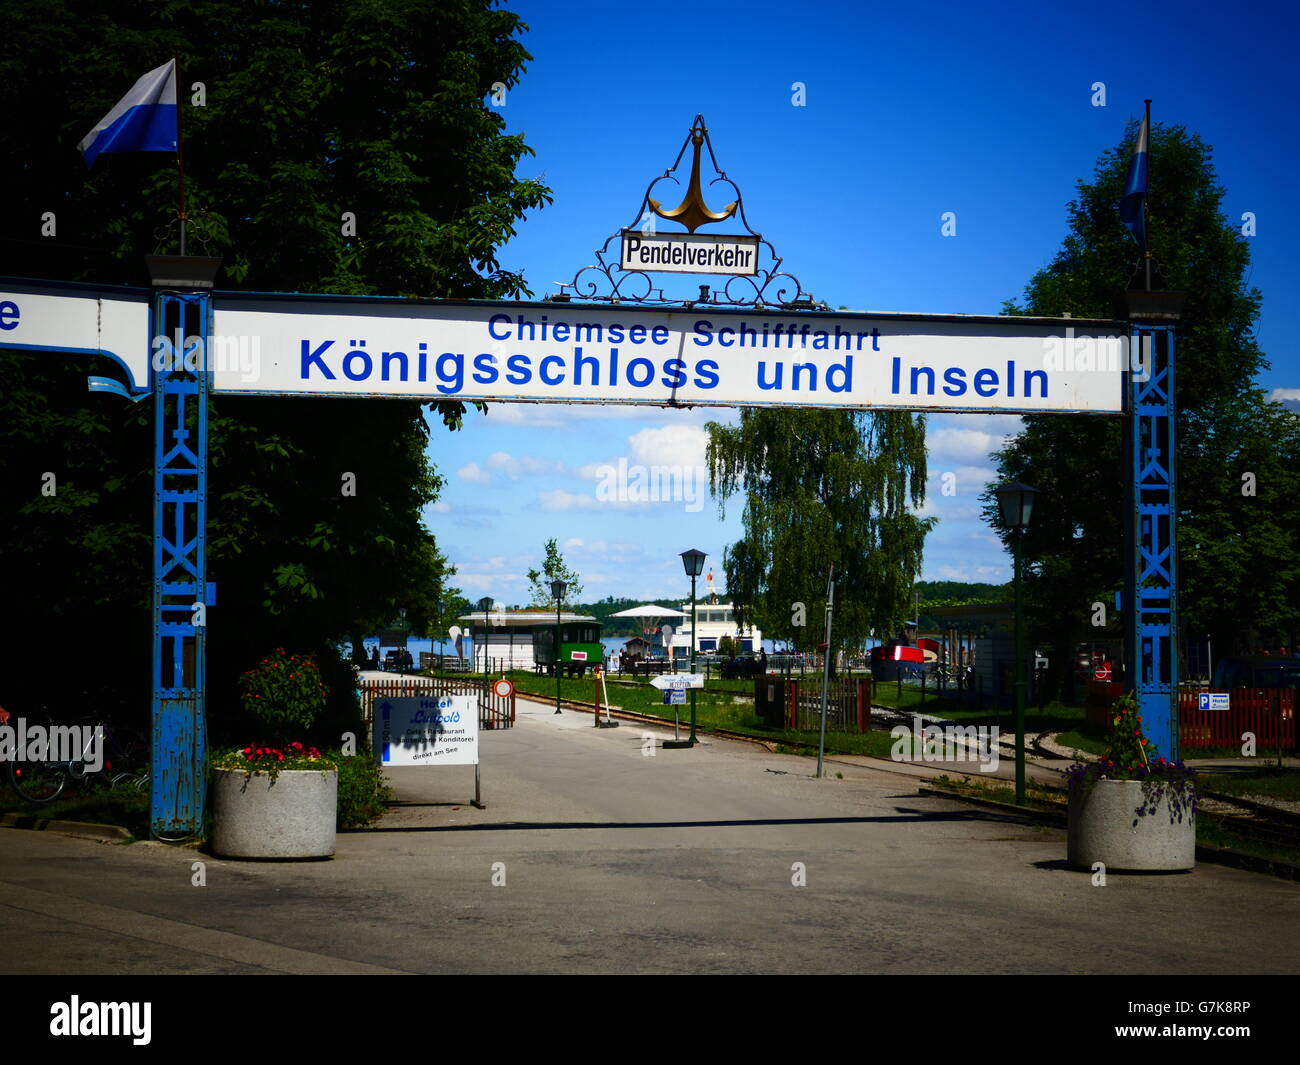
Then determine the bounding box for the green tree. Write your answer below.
[426,586,473,643]
[983,120,1298,695]
[526,538,584,607]
[706,409,933,651]
[0,0,550,731]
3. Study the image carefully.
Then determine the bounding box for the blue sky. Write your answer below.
[426,0,1300,608]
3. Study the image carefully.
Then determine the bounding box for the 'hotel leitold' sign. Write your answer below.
[620,230,760,275]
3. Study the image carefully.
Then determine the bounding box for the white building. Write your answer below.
[669,602,763,659]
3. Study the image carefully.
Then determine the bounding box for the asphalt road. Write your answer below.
[2,697,1298,975]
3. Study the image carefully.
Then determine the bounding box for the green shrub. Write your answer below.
[238,648,329,744]
[332,751,393,829]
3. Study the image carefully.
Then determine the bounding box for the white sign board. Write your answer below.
[208,297,1128,413]
[0,285,1132,415]
[375,695,479,766]
[650,673,705,690]
[620,230,760,275]
[1199,692,1230,711]
[0,285,151,392]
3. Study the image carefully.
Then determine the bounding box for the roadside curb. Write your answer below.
[917,786,1067,826]
[0,812,133,842]
[1193,843,1300,882]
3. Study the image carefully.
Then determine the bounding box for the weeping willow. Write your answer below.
[706,408,934,650]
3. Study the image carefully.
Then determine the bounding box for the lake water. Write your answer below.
[353,634,860,664]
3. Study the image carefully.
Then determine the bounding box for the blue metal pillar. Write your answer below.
[1126,320,1178,760]
[150,291,210,838]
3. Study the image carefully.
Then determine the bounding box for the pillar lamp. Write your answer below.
[680,549,707,745]
[994,481,1038,805]
[476,596,494,675]
[550,579,567,715]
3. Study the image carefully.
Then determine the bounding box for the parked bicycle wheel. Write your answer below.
[7,759,66,803]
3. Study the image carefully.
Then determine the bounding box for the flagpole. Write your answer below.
[175,49,187,256]
[1144,99,1154,289]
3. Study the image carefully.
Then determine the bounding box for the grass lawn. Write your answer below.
[1053,727,1108,758]
[0,787,148,839]
[1196,767,1300,803]
[501,670,900,757]
[875,687,1090,735]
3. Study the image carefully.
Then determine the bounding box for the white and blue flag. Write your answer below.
[1119,109,1149,251]
[77,59,177,166]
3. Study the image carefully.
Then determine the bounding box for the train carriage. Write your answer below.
[533,619,603,677]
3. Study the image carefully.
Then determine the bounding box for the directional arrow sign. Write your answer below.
[650,673,704,690]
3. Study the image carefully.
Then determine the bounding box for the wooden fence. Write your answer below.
[754,676,871,732]
[1178,687,1296,751]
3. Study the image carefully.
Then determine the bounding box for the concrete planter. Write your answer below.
[1067,778,1195,872]
[211,767,337,859]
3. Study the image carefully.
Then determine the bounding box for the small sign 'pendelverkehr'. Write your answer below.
[620,230,760,276]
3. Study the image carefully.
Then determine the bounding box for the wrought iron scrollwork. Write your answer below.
[551,115,820,310]
[152,211,218,257]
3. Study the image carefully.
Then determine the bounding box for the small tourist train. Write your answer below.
[461,607,603,675]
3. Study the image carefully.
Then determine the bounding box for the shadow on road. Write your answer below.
[353,805,1045,834]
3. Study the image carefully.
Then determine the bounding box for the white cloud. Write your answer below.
[458,462,491,483]
[486,451,565,479]
[573,423,712,484]
[926,420,1019,467]
[428,500,452,513]
[1268,388,1300,401]
[537,488,605,511]
[628,424,710,470]
[924,560,1010,583]
[569,539,642,559]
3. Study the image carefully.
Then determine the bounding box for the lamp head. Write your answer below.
[995,481,1038,531]
[680,548,707,578]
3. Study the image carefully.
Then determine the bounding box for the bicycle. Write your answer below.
[5,718,149,804]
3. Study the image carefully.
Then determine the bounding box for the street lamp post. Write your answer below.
[550,579,567,715]
[476,596,493,675]
[680,549,707,745]
[398,606,409,675]
[995,481,1038,806]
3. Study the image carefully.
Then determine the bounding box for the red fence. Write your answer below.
[779,677,871,732]
[1178,688,1296,751]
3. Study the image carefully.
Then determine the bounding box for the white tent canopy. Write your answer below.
[609,604,689,619]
